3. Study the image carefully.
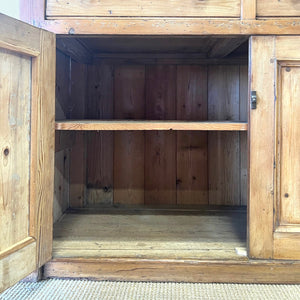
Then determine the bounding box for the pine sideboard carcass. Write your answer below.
[1,0,300,291]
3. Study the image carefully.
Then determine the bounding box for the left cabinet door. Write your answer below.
[0,13,55,292]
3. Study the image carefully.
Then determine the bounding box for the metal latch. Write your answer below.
[251,91,257,109]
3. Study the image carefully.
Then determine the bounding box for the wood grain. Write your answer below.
[56,120,248,131]
[176,66,208,205]
[54,149,70,223]
[241,0,256,20]
[31,30,56,267]
[68,60,88,208]
[239,65,248,206]
[0,13,40,57]
[248,36,275,259]
[114,66,145,205]
[38,19,300,36]
[46,0,240,17]
[277,66,300,225]
[0,49,31,252]
[86,64,114,205]
[145,65,176,205]
[275,36,300,60]
[0,242,36,293]
[69,133,86,208]
[208,65,240,205]
[54,51,71,222]
[66,60,87,208]
[52,209,246,260]
[55,51,70,120]
[273,232,300,260]
[44,258,300,284]
[257,0,300,17]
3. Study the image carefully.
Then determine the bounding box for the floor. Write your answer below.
[1,279,300,300]
[53,208,247,260]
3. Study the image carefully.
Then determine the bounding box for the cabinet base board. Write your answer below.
[44,258,300,284]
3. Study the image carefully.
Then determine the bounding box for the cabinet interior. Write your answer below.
[54,35,249,261]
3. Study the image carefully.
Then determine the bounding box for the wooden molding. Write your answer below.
[36,19,300,35]
[44,258,300,284]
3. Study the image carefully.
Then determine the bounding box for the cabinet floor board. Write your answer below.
[53,208,247,260]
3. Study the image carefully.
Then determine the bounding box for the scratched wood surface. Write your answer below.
[0,49,31,251]
[46,0,240,18]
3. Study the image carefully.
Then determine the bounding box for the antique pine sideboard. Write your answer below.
[1,0,300,292]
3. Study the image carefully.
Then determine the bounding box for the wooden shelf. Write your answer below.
[55,120,248,131]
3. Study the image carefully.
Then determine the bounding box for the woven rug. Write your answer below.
[1,279,300,300]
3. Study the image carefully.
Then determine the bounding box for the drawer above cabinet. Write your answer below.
[46,0,241,18]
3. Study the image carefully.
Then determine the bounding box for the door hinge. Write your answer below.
[251,91,257,109]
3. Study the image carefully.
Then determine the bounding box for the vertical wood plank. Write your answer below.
[145,65,176,205]
[248,36,275,259]
[241,0,256,20]
[208,65,240,206]
[239,65,248,206]
[32,31,56,267]
[69,60,87,208]
[114,65,145,205]
[176,66,208,205]
[86,63,114,205]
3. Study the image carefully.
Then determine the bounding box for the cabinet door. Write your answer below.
[249,36,300,260]
[0,14,55,292]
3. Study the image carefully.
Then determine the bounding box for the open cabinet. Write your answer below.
[1,13,300,292]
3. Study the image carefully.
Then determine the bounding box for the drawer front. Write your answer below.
[46,0,240,18]
[257,0,300,17]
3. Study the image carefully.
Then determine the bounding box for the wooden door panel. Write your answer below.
[278,65,300,225]
[0,49,31,252]
[0,13,55,292]
[249,36,300,260]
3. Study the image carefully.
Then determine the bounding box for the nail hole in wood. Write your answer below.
[4,148,9,156]
[284,193,289,198]
[286,67,291,72]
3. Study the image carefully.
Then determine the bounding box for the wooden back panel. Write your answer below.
[81,62,248,207]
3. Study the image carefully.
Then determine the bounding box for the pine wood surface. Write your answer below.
[248,36,275,259]
[46,0,240,18]
[56,120,248,131]
[277,66,300,225]
[56,63,248,207]
[0,14,55,292]
[32,19,300,35]
[0,49,31,252]
[53,208,247,260]
[0,242,36,292]
[114,65,145,205]
[31,30,56,268]
[86,64,114,206]
[257,0,300,17]
[176,66,208,205]
[44,258,300,284]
